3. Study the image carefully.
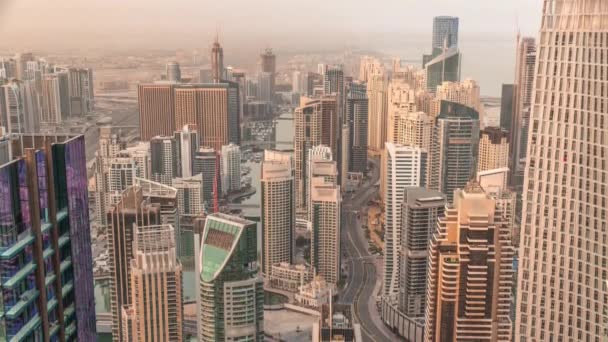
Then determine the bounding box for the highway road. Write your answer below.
[84,96,140,161]
[339,158,398,342]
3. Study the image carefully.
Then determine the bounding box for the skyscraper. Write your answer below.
[294,96,338,212]
[509,36,536,188]
[221,143,241,195]
[430,101,480,203]
[260,151,295,276]
[310,183,341,285]
[387,79,416,145]
[499,84,514,132]
[211,37,224,83]
[425,182,513,341]
[40,74,62,124]
[173,174,204,216]
[257,72,273,103]
[0,134,96,341]
[431,16,459,52]
[367,74,389,153]
[260,48,276,100]
[137,83,176,140]
[150,136,178,186]
[435,80,483,125]
[198,213,264,341]
[422,16,460,67]
[425,48,461,92]
[307,157,338,223]
[107,186,160,342]
[173,83,240,150]
[345,81,368,173]
[193,146,221,209]
[166,61,181,82]
[122,224,183,342]
[516,1,608,341]
[477,127,509,173]
[382,143,427,298]
[174,124,200,178]
[398,188,445,319]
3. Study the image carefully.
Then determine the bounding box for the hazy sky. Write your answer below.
[1,0,542,51]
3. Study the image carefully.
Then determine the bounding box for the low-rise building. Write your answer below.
[295,277,335,309]
[269,263,314,292]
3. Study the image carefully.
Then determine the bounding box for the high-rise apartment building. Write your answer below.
[0,134,96,341]
[193,147,221,209]
[123,224,183,342]
[139,82,240,146]
[221,143,241,195]
[359,56,384,83]
[166,61,181,82]
[174,124,199,178]
[138,83,176,140]
[198,213,264,341]
[387,79,417,145]
[174,83,240,150]
[425,182,513,341]
[345,81,368,173]
[435,80,483,125]
[257,72,273,103]
[260,151,295,276]
[150,136,178,186]
[310,184,341,285]
[107,186,160,342]
[40,74,62,124]
[65,67,94,116]
[430,101,479,203]
[307,158,338,223]
[499,84,514,132]
[294,97,338,212]
[211,37,224,83]
[509,36,536,188]
[515,2,608,341]
[367,74,389,153]
[477,127,509,173]
[173,174,204,216]
[398,188,445,319]
[382,143,427,298]
[260,49,276,100]
[106,156,138,205]
[0,80,40,133]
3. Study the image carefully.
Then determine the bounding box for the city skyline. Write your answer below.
[2,1,606,341]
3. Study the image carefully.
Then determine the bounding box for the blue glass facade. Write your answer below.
[0,134,95,342]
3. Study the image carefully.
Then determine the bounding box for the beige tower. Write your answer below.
[310,184,341,285]
[387,79,417,144]
[425,182,514,341]
[477,127,509,173]
[515,1,608,341]
[435,79,483,125]
[261,151,295,276]
[367,74,389,154]
[123,225,183,342]
[138,83,176,140]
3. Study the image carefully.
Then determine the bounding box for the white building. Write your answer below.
[221,143,241,195]
[173,174,204,216]
[382,143,427,298]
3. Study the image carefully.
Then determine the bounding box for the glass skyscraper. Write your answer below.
[0,134,95,341]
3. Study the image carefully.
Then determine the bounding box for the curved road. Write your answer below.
[339,158,398,342]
